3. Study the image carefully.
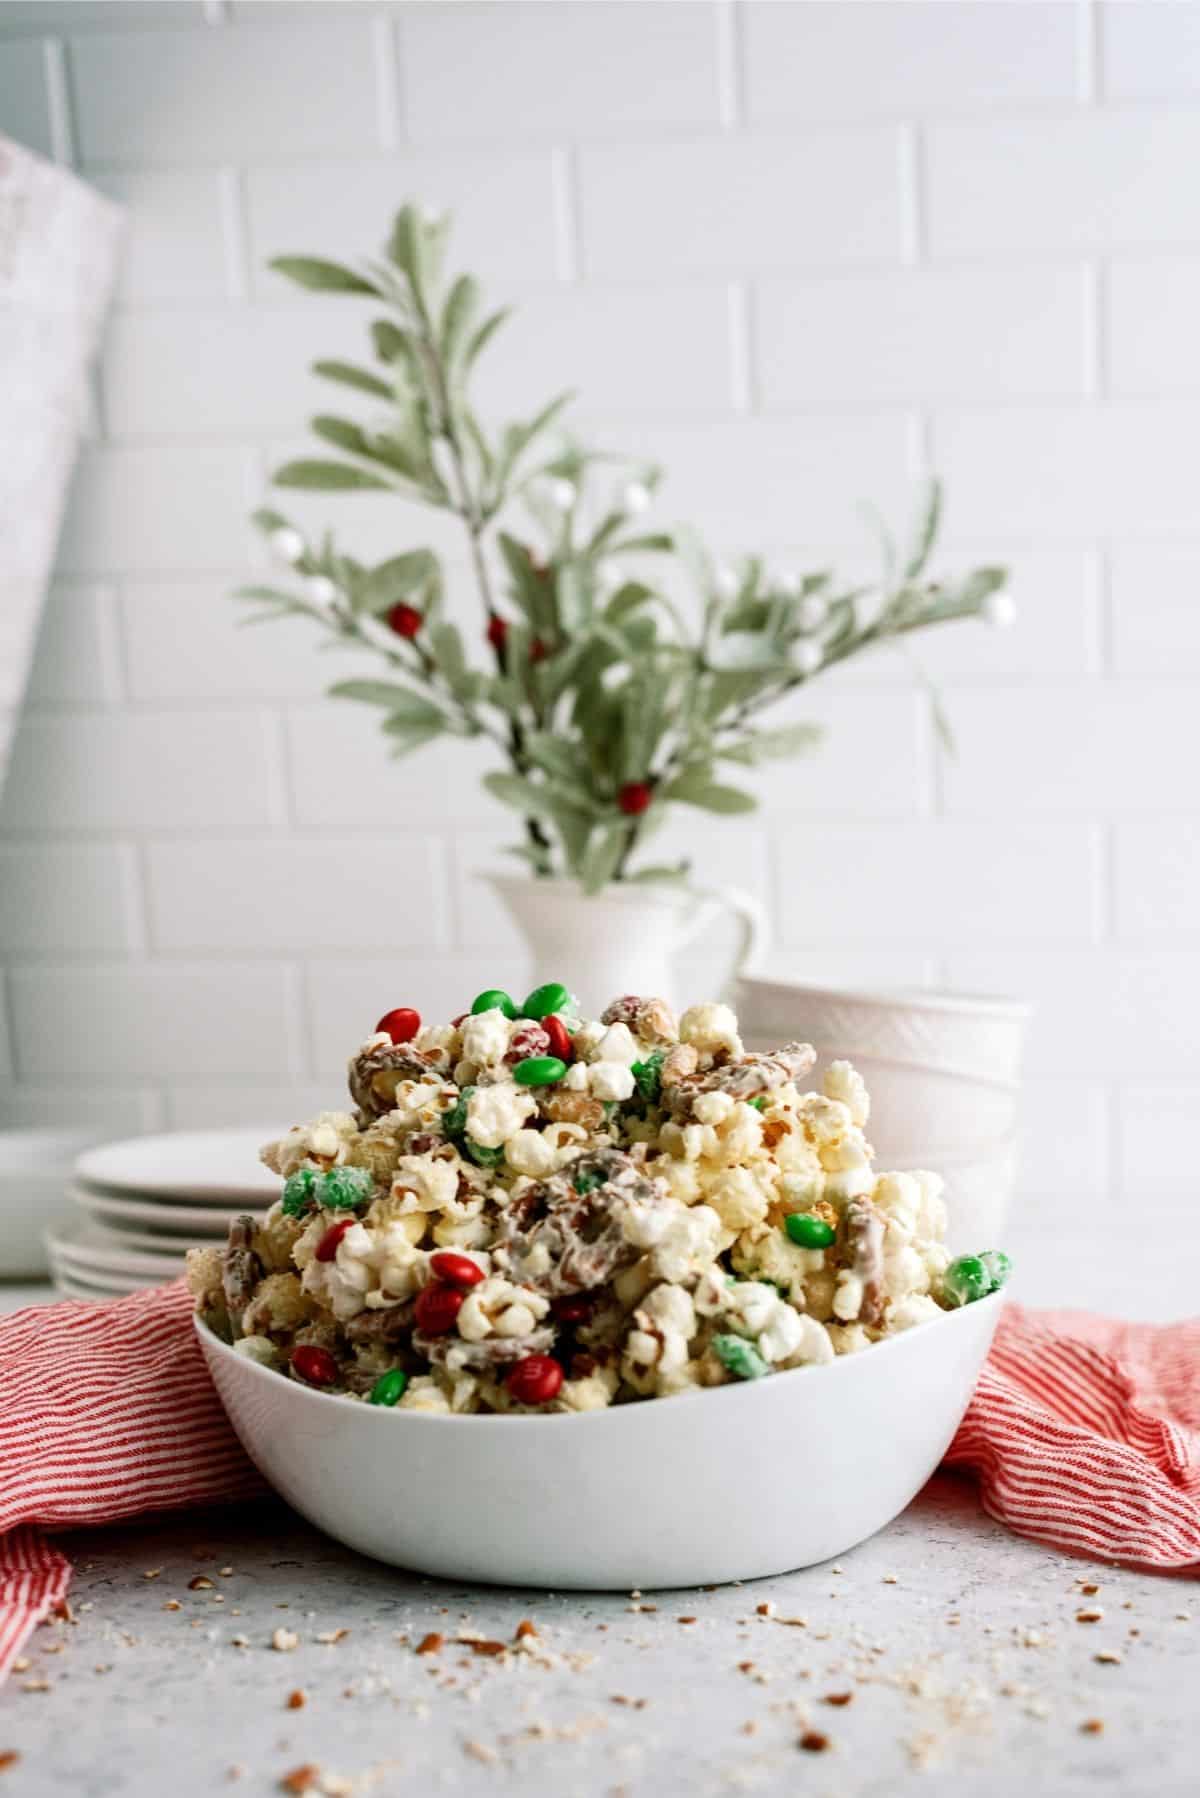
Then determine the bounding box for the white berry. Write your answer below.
[547,477,577,510]
[270,527,305,565]
[306,574,338,605]
[622,481,652,515]
[982,592,1016,630]
[792,640,823,677]
[795,594,828,631]
[714,564,740,600]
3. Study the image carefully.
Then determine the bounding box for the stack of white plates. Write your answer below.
[49,1129,281,1300]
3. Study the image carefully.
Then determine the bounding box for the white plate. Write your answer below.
[52,1270,155,1301]
[62,1216,219,1255]
[70,1182,254,1237]
[75,1129,281,1203]
[48,1255,159,1297]
[48,1222,187,1280]
[198,1292,1004,1589]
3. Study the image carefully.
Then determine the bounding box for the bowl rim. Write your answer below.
[194,1290,1004,1434]
[735,977,1032,1020]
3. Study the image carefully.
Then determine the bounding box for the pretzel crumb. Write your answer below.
[514,1619,538,1641]
[1076,1609,1104,1624]
[823,1692,853,1707]
[189,1576,215,1591]
[1095,1651,1122,1666]
[799,1731,830,1753]
[416,1633,444,1656]
[1080,1582,1100,1596]
[1080,1718,1105,1736]
[163,1600,182,1612]
[756,1602,775,1618]
[315,1629,349,1644]
[272,1628,300,1653]
[464,1741,498,1765]
[0,1753,20,1774]
[677,1617,697,1625]
[278,1765,320,1795]
[287,1690,307,1710]
[142,1569,163,1581]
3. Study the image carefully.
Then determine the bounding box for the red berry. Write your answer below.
[486,613,508,652]
[506,1354,564,1407]
[375,1006,420,1044]
[617,781,653,816]
[429,1250,485,1289]
[292,1344,339,1387]
[315,1218,356,1263]
[529,636,548,663]
[414,1282,465,1335]
[541,1014,573,1062]
[551,1293,593,1325]
[386,602,422,639]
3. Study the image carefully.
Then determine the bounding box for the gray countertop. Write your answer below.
[3,1474,1196,1798]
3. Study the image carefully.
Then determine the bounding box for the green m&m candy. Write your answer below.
[281,1166,319,1217]
[471,988,517,1019]
[465,1139,505,1167]
[368,1368,408,1407]
[784,1212,835,1250]
[513,1055,568,1087]
[942,1254,991,1308]
[521,981,574,1020]
[319,1164,373,1210]
[713,1333,769,1381]
[631,1050,665,1104]
[442,1087,474,1137]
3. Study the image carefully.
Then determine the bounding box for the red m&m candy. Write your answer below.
[506,1354,564,1406]
[414,1282,465,1335]
[429,1251,485,1289]
[315,1218,356,1263]
[292,1344,338,1387]
[541,1014,573,1063]
[375,1007,420,1044]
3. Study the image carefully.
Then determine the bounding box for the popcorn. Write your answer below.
[195,987,1007,1414]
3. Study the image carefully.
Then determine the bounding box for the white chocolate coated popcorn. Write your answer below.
[199,992,981,1416]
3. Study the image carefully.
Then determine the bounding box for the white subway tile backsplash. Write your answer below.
[744,2,1079,120]
[774,817,1098,947]
[756,267,1088,406]
[145,836,448,951]
[0,712,277,831]
[578,131,904,277]
[1101,2,1200,99]
[474,285,736,418]
[5,0,1200,1261]
[926,112,1200,257]
[941,684,1200,814]
[398,1,721,140]
[1109,546,1200,675]
[120,579,352,701]
[0,844,136,952]
[101,305,370,439]
[25,583,118,703]
[71,21,382,161]
[608,414,913,548]
[246,150,561,291]
[164,1081,337,1131]
[91,169,230,302]
[930,404,1200,538]
[57,447,255,574]
[9,964,298,1077]
[285,706,498,830]
[0,39,53,159]
[1107,258,1200,396]
[1113,818,1200,940]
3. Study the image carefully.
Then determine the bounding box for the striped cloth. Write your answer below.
[2,1287,1197,1681]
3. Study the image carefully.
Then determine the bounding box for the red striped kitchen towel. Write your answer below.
[2,1286,1198,1682]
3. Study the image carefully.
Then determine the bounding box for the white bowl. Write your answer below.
[196,1295,1003,1589]
[737,976,1030,1084]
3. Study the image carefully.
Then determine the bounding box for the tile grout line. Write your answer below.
[727,281,755,414]
[897,121,924,268]
[551,145,581,283]
[42,38,76,168]
[714,0,744,131]
[372,12,402,152]
[218,165,253,302]
[1077,0,1100,104]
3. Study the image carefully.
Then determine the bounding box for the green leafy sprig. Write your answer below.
[239,205,1010,891]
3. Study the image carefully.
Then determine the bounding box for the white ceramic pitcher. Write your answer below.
[483,873,768,1013]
